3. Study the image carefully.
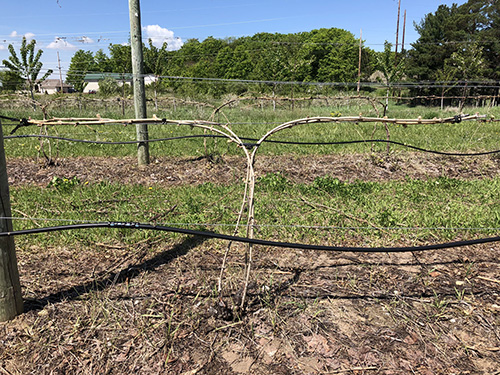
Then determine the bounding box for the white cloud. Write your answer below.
[9,31,35,40]
[46,37,76,50]
[0,45,5,50]
[143,25,183,51]
[76,36,94,44]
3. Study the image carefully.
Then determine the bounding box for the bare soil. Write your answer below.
[1,153,500,374]
[6,152,500,187]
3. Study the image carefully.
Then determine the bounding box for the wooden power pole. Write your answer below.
[395,0,401,66]
[357,29,362,94]
[402,10,407,52]
[57,51,64,94]
[129,0,150,166]
[0,119,23,322]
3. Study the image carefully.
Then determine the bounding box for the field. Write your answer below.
[1,95,500,374]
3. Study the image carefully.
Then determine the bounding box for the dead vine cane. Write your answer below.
[29,114,488,312]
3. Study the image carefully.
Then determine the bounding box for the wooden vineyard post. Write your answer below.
[0,119,23,322]
[129,0,150,166]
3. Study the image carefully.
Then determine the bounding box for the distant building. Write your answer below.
[38,79,74,94]
[83,73,133,93]
[82,73,157,93]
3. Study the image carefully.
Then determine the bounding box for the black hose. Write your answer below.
[4,134,500,156]
[1,221,499,253]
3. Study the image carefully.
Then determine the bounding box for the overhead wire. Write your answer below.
[75,73,497,89]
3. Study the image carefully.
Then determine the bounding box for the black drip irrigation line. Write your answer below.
[263,138,500,156]
[0,115,32,134]
[5,133,500,156]
[1,221,499,253]
[0,115,23,122]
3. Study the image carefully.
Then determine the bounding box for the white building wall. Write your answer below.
[83,82,99,93]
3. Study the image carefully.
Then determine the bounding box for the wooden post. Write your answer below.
[395,0,401,66]
[357,29,362,95]
[129,0,150,166]
[0,119,23,322]
[402,10,407,52]
[57,51,64,94]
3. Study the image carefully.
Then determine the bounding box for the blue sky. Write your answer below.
[0,0,466,79]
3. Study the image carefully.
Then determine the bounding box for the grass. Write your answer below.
[9,175,500,250]
[1,96,500,158]
[2,95,500,374]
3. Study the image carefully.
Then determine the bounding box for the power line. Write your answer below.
[63,68,500,89]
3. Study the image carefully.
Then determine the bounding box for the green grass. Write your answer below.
[1,98,500,158]
[4,95,500,249]
[10,176,500,250]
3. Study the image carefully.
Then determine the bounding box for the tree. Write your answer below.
[376,41,406,110]
[98,77,120,97]
[407,4,462,81]
[108,44,132,74]
[408,0,500,81]
[299,28,362,83]
[469,0,500,79]
[144,40,169,107]
[2,37,53,101]
[445,42,486,109]
[66,50,96,92]
[435,66,458,110]
[108,44,132,97]
[94,49,112,72]
[0,70,23,92]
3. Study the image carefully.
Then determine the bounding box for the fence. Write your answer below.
[2,91,500,120]
[1,111,500,320]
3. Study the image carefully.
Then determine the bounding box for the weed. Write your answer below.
[378,208,397,227]
[47,176,80,191]
[432,292,449,319]
[454,287,466,301]
[312,176,342,192]
[257,172,290,191]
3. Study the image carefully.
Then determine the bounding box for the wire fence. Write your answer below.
[2,111,500,306]
[1,112,499,247]
[1,91,500,117]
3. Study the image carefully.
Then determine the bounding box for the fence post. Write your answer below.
[0,119,23,322]
[129,0,150,166]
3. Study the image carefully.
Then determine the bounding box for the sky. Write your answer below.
[0,0,467,79]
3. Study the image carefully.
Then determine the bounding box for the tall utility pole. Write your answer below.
[402,10,407,52]
[57,51,64,94]
[0,120,23,322]
[395,0,401,66]
[129,0,149,166]
[357,29,362,95]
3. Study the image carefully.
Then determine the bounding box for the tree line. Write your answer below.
[1,0,499,103]
[65,28,378,97]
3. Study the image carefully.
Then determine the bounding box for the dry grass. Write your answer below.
[1,236,499,374]
[1,152,500,374]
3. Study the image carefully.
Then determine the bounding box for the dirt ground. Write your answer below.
[1,153,500,374]
[6,152,500,187]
